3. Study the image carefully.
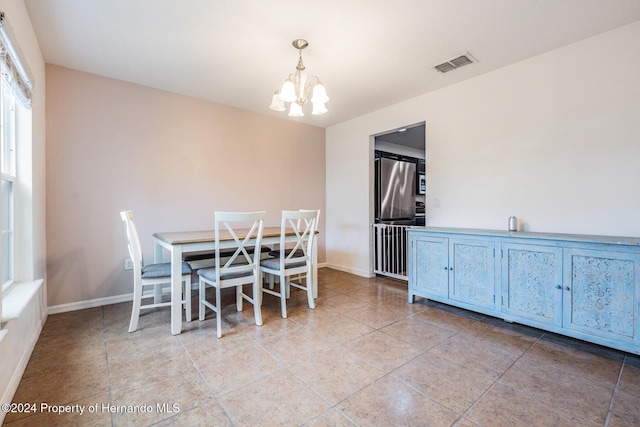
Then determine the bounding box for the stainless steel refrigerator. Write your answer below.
[374,151,416,225]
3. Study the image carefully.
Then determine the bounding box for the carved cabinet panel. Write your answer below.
[564,249,637,344]
[449,239,496,310]
[413,237,449,298]
[501,243,563,326]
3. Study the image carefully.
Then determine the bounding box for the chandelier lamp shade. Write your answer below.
[269,39,329,117]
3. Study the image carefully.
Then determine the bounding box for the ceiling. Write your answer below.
[23,1,640,128]
[375,124,426,151]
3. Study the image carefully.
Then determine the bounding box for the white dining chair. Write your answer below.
[198,211,266,338]
[261,210,318,318]
[120,210,193,333]
[267,209,320,290]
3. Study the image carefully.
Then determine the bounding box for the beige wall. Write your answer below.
[45,65,325,308]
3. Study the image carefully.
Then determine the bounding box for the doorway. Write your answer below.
[372,122,426,280]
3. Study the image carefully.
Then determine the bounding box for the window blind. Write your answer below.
[0,12,33,105]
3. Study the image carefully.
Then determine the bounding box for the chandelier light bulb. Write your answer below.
[288,102,304,117]
[269,92,286,111]
[279,80,296,103]
[311,83,329,104]
[312,102,328,115]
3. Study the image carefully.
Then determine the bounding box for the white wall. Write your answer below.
[326,21,640,276]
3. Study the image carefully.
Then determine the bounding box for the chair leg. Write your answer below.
[236,285,243,311]
[198,278,206,321]
[129,280,144,333]
[254,276,263,326]
[153,283,162,304]
[279,273,288,319]
[184,276,192,322]
[215,285,222,339]
[306,271,315,309]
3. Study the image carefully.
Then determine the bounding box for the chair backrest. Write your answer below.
[214,211,266,280]
[299,209,321,232]
[120,210,144,274]
[279,210,319,267]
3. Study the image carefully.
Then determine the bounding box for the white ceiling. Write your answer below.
[23,0,640,128]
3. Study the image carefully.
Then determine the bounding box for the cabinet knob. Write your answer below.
[555,285,561,289]
[564,286,570,291]
[444,266,448,270]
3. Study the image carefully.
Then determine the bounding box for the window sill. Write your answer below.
[2,279,44,322]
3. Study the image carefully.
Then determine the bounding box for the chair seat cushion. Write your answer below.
[268,248,304,258]
[198,266,254,281]
[141,262,192,279]
[260,257,306,270]
[183,245,271,262]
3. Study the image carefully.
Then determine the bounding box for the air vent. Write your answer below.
[434,52,476,73]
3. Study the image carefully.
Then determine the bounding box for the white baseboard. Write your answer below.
[47,263,331,315]
[47,293,133,315]
[324,263,374,278]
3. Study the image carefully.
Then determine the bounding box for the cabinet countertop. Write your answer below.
[408,226,640,246]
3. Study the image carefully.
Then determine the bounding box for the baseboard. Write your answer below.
[48,264,331,315]
[324,263,374,278]
[47,293,133,315]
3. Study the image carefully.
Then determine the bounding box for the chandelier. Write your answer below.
[269,39,329,117]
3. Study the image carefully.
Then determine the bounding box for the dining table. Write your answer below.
[153,227,318,335]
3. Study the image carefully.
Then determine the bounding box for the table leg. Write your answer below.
[170,245,183,335]
[153,240,164,304]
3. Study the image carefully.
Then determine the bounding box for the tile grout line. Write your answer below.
[100,306,116,427]
[603,354,626,427]
[453,329,541,424]
[174,335,237,426]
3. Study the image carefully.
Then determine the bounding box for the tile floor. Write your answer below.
[3,268,640,426]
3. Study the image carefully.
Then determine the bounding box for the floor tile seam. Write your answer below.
[456,332,541,422]
[284,365,343,410]
[381,372,460,417]
[407,313,483,335]
[100,306,116,427]
[510,347,623,391]
[342,337,426,377]
[493,335,613,426]
[145,398,224,427]
[464,381,602,427]
[337,311,397,332]
[244,336,298,372]
[171,337,237,423]
[1,389,116,426]
[602,355,627,427]
[447,332,536,363]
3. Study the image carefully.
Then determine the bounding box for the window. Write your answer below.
[1,63,17,291]
[0,12,33,302]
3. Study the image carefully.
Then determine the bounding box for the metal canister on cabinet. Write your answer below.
[509,216,518,231]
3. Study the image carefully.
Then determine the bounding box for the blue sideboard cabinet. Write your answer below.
[408,227,640,355]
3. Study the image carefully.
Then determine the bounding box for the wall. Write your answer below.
[0,0,47,420]
[326,21,640,277]
[45,65,326,308]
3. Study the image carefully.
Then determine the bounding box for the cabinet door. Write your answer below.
[564,248,637,344]
[449,239,496,309]
[501,243,563,326]
[412,237,449,298]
